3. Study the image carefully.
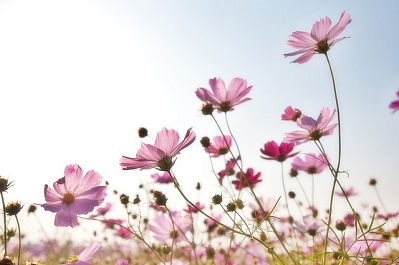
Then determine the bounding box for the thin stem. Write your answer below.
[1,192,7,256]
[15,215,21,265]
[323,53,342,265]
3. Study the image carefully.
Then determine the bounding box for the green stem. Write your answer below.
[15,215,21,265]
[323,53,342,265]
[1,192,7,257]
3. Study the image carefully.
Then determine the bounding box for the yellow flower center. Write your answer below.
[67,255,78,263]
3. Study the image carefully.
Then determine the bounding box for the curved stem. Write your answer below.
[323,53,342,265]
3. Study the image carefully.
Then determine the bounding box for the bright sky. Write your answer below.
[1,1,398,242]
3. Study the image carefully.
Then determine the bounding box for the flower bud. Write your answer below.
[0,177,10,192]
[153,190,167,206]
[211,194,223,205]
[200,137,211,148]
[201,102,214,115]
[5,201,22,216]
[120,194,130,205]
[138,127,148,138]
[335,220,347,231]
[369,178,377,186]
[226,202,236,212]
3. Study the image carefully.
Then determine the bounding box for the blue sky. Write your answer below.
[1,1,398,241]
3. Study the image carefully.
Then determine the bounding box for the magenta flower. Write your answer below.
[184,202,205,213]
[195,77,252,112]
[148,212,192,242]
[151,172,173,184]
[41,164,107,227]
[232,168,262,190]
[282,106,302,121]
[389,90,399,112]
[284,11,351,63]
[63,242,101,265]
[285,107,337,144]
[218,156,240,184]
[291,153,328,174]
[120,127,196,171]
[260,141,298,162]
[205,135,232,158]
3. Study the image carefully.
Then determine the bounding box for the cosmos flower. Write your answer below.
[291,153,328,174]
[232,168,262,190]
[63,242,101,265]
[204,135,232,158]
[218,156,240,184]
[120,127,196,171]
[148,212,192,242]
[184,202,205,213]
[281,106,302,121]
[285,107,337,144]
[41,164,107,227]
[195,77,252,112]
[335,187,358,197]
[293,215,324,237]
[260,141,298,162]
[389,90,399,112]
[284,11,351,63]
[151,172,173,184]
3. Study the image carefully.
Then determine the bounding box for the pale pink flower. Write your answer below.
[335,187,358,197]
[205,135,232,157]
[260,141,298,162]
[120,127,196,171]
[389,90,399,112]
[294,215,324,237]
[284,11,351,63]
[291,153,327,174]
[285,107,337,144]
[282,106,302,121]
[196,77,252,112]
[148,212,192,242]
[63,242,101,265]
[41,164,107,227]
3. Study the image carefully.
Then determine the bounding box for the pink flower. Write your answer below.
[120,127,196,171]
[63,242,101,265]
[205,135,232,157]
[151,172,173,184]
[184,202,205,213]
[282,106,302,121]
[89,202,112,218]
[335,187,358,197]
[284,11,351,63]
[260,141,298,162]
[218,156,240,184]
[293,216,324,236]
[148,212,192,242]
[285,107,337,144]
[291,153,327,174]
[376,212,399,221]
[41,164,107,227]
[389,90,399,112]
[232,168,262,190]
[195,77,252,112]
